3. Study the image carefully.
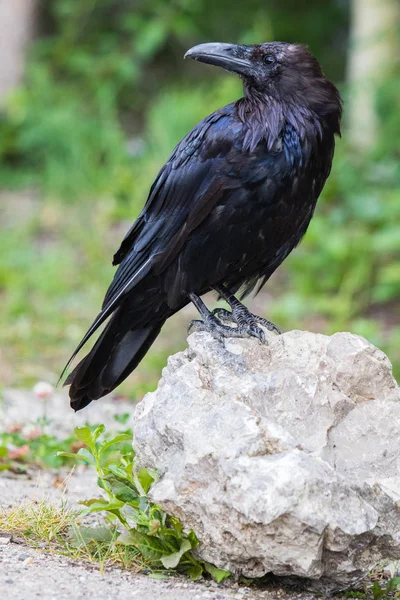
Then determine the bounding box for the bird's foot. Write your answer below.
[212,306,281,336]
[188,312,266,343]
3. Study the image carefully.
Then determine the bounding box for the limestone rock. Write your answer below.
[132,330,400,592]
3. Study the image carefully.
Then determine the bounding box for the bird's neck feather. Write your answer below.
[236,84,339,153]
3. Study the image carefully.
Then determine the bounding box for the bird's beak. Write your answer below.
[184,43,252,76]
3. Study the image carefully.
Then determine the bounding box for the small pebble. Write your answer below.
[5,578,14,584]
[0,535,11,545]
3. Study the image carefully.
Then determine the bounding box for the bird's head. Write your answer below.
[185,42,340,114]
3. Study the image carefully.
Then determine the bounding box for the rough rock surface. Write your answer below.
[133,330,400,592]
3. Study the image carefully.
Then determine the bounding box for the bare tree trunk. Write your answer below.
[347,0,400,150]
[0,0,38,103]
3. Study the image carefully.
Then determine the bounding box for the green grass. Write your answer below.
[0,500,144,572]
[0,197,178,395]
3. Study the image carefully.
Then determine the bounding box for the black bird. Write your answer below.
[64,41,342,411]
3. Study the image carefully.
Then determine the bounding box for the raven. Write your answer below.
[64,42,342,411]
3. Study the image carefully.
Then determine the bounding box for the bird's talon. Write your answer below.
[212,308,235,324]
[248,325,266,343]
[257,328,266,343]
[188,319,206,335]
[253,316,281,335]
[207,303,278,343]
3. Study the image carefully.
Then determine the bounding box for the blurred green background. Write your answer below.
[0,0,399,399]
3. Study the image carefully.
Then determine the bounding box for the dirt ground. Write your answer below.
[0,541,316,600]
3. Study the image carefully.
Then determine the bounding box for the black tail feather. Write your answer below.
[65,307,166,411]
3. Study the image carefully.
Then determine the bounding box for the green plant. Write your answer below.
[342,577,400,600]
[371,578,400,600]
[58,425,231,581]
[0,419,81,471]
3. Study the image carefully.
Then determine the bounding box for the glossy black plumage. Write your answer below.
[64,41,342,410]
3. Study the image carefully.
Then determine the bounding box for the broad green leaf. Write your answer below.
[93,424,105,441]
[204,562,231,583]
[79,497,109,507]
[105,476,138,503]
[74,426,95,451]
[386,577,400,592]
[138,467,154,493]
[133,467,146,497]
[138,496,148,511]
[97,476,110,491]
[187,563,203,580]
[169,516,182,537]
[77,447,96,464]
[105,471,138,498]
[160,539,191,569]
[117,529,168,562]
[79,498,124,512]
[57,451,94,465]
[107,463,135,482]
[159,528,181,552]
[68,525,115,547]
[98,434,132,457]
[187,529,199,549]
[371,581,384,600]
[123,504,150,527]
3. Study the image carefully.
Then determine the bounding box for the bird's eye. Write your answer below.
[263,55,275,65]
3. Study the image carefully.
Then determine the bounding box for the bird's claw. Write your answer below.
[189,312,267,343]
[247,322,266,343]
[188,316,225,342]
[188,318,222,341]
[252,315,281,335]
[213,306,280,340]
[211,308,235,323]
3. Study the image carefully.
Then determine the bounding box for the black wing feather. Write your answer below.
[61,106,237,380]
[102,108,235,310]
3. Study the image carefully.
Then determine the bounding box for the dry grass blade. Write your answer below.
[0,499,144,571]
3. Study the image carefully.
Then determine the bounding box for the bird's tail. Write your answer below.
[65,304,166,411]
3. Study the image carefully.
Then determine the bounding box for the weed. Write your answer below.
[341,577,400,600]
[371,578,400,600]
[58,425,231,581]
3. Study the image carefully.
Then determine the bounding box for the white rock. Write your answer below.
[133,330,400,592]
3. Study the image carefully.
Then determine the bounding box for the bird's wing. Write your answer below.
[61,108,238,370]
[103,108,239,310]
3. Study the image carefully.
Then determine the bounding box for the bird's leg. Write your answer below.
[188,293,267,342]
[213,284,281,336]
